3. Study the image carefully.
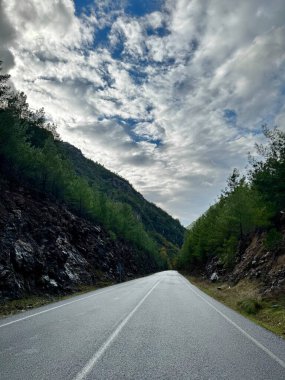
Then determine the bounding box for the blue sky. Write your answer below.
[75,0,162,14]
[1,0,285,225]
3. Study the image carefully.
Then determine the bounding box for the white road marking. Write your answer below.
[181,275,285,369]
[73,279,161,380]
[0,277,151,329]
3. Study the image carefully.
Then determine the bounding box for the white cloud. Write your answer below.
[4,0,93,47]
[1,0,285,226]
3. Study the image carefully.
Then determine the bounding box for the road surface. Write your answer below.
[1,271,285,379]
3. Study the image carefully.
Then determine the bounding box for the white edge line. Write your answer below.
[73,279,161,380]
[181,275,285,369]
[0,276,154,329]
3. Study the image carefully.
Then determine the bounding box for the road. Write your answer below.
[1,271,285,379]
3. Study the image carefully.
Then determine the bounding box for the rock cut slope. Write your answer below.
[0,181,156,299]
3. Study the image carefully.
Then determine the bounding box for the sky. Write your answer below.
[1,0,285,226]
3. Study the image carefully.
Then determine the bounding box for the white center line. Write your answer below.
[73,279,161,380]
[181,275,285,369]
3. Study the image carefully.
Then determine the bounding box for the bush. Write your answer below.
[238,299,262,315]
[265,228,283,251]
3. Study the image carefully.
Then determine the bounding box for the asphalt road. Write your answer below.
[1,271,285,380]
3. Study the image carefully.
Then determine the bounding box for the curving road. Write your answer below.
[1,271,285,379]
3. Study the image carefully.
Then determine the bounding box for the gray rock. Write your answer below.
[13,240,36,272]
[210,272,219,282]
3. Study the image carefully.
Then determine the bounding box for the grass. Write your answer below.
[0,280,114,318]
[187,276,285,339]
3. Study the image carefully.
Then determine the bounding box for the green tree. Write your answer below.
[250,126,285,211]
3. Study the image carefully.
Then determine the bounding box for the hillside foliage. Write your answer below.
[57,142,184,248]
[178,126,285,270]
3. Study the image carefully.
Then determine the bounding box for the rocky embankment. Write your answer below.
[0,181,153,300]
[204,216,285,296]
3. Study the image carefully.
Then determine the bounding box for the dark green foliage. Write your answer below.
[0,67,176,270]
[238,299,262,315]
[56,142,185,247]
[178,127,285,270]
[250,126,285,212]
[178,175,271,269]
[265,229,283,251]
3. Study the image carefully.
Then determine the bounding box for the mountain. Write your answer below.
[57,142,185,248]
[0,69,185,299]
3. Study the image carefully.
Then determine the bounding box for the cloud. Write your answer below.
[1,0,285,225]
[0,0,17,71]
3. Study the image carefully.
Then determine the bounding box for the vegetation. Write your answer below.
[188,277,285,338]
[0,64,182,270]
[57,141,185,247]
[178,126,285,270]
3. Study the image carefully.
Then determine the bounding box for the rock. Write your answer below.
[12,240,36,272]
[0,181,150,300]
[41,275,58,290]
[13,209,22,219]
[64,263,79,282]
[210,272,219,282]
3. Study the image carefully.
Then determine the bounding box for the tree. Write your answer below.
[178,169,271,269]
[250,126,285,211]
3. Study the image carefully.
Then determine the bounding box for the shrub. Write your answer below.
[265,228,283,251]
[238,299,262,315]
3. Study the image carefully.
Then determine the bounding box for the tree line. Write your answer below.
[0,64,167,270]
[177,126,285,270]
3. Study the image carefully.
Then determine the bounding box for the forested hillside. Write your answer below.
[0,66,184,275]
[178,126,285,276]
[57,142,184,248]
